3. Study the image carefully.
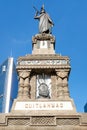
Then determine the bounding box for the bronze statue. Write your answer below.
[34,5,54,34]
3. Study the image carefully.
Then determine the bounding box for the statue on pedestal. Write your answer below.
[34,5,54,34]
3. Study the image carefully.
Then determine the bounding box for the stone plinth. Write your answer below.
[32,34,55,54]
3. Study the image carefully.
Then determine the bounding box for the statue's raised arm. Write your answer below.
[34,5,54,34]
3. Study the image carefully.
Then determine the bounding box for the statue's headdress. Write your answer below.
[40,5,45,13]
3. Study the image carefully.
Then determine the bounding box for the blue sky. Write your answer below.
[0,0,87,112]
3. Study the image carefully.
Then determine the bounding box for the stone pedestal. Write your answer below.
[0,36,87,130]
[11,52,76,112]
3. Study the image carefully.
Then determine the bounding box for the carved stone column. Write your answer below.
[62,75,69,98]
[17,70,31,99]
[56,69,70,99]
[56,71,63,98]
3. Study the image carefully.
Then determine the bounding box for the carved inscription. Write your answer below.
[15,101,73,110]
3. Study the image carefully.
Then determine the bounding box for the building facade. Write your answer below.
[84,103,87,112]
[0,57,18,113]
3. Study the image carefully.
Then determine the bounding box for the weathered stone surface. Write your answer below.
[0,113,87,130]
[1,23,86,130]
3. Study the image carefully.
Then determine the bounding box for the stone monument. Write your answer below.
[0,5,87,130]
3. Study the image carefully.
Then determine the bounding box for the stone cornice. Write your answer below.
[18,54,70,61]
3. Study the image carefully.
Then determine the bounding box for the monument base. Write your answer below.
[0,112,87,130]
